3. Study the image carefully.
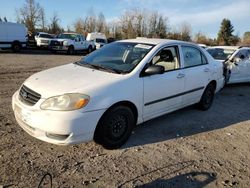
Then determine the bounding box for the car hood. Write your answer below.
[23,63,123,98]
[51,38,72,42]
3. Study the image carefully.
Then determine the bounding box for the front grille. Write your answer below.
[41,40,49,43]
[50,40,62,46]
[19,85,41,106]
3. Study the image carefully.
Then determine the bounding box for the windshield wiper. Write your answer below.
[75,61,124,74]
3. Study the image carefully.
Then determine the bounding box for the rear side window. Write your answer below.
[182,46,207,68]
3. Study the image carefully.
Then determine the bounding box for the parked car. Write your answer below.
[12,38,224,149]
[86,32,107,49]
[49,33,95,54]
[34,32,54,48]
[0,22,27,52]
[207,46,250,84]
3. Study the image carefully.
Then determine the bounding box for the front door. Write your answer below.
[143,46,185,121]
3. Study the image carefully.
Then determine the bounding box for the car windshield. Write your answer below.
[40,34,53,38]
[207,48,236,60]
[57,34,76,40]
[96,38,106,43]
[76,42,154,74]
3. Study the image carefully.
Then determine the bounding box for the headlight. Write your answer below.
[63,40,68,46]
[40,93,90,111]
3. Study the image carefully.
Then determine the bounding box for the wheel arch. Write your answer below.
[93,100,138,138]
[208,80,217,91]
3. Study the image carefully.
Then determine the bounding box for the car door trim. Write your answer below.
[144,86,204,106]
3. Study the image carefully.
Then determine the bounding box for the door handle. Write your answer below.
[177,73,185,79]
[204,68,210,72]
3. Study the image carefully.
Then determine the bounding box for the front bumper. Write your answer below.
[12,91,105,145]
[49,45,69,51]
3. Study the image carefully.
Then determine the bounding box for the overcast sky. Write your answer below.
[0,0,249,38]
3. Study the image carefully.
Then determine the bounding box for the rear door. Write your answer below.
[180,45,211,106]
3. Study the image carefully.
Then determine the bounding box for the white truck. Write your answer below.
[34,32,54,48]
[86,32,107,49]
[0,22,27,52]
[49,33,95,55]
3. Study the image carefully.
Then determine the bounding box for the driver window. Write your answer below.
[152,46,179,72]
[235,49,248,60]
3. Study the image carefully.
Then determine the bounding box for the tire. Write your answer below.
[67,46,75,55]
[197,84,215,111]
[12,42,21,52]
[94,106,135,149]
[223,68,231,85]
[87,46,92,54]
[50,50,57,54]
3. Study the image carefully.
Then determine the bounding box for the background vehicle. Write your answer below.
[34,32,54,48]
[0,22,27,52]
[207,46,250,84]
[86,32,107,49]
[12,39,224,149]
[49,33,95,54]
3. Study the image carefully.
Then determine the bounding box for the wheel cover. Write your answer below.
[108,114,127,140]
[205,89,213,105]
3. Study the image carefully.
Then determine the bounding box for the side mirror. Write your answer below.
[239,54,245,60]
[143,65,164,76]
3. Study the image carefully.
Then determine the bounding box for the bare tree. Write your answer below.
[96,12,106,33]
[179,21,192,41]
[48,13,63,34]
[74,18,85,35]
[16,0,43,33]
[40,7,46,31]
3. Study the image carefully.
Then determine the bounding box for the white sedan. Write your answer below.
[207,46,250,84]
[12,38,224,149]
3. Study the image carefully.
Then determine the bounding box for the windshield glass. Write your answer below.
[57,34,76,40]
[77,42,154,74]
[207,48,235,60]
[40,34,53,38]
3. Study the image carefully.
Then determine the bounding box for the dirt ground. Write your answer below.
[0,50,250,188]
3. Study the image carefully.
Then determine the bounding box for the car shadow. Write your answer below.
[123,84,250,148]
[118,160,216,188]
[134,171,216,188]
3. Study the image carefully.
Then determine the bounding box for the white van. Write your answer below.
[0,22,27,52]
[86,32,107,49]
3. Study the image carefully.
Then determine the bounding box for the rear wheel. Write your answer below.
[12,42,21,52]
[94,106,135,149]
[197,83,215,111]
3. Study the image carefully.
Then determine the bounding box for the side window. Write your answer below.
[182,46,207,68]
[235,49,248,60]
[152,46,179,72]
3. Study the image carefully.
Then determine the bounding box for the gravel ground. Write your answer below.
[0,50,250,188]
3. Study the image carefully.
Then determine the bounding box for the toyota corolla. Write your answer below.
[12,38,224,149]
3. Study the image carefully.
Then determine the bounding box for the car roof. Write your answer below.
[119,38,195,46]
[207,46,239,50]
[62,32,79,35]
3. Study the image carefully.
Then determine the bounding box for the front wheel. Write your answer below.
[94,106,135,149]
[87,46,92,54]
[67,46,75,55]
[197,84,215,111]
